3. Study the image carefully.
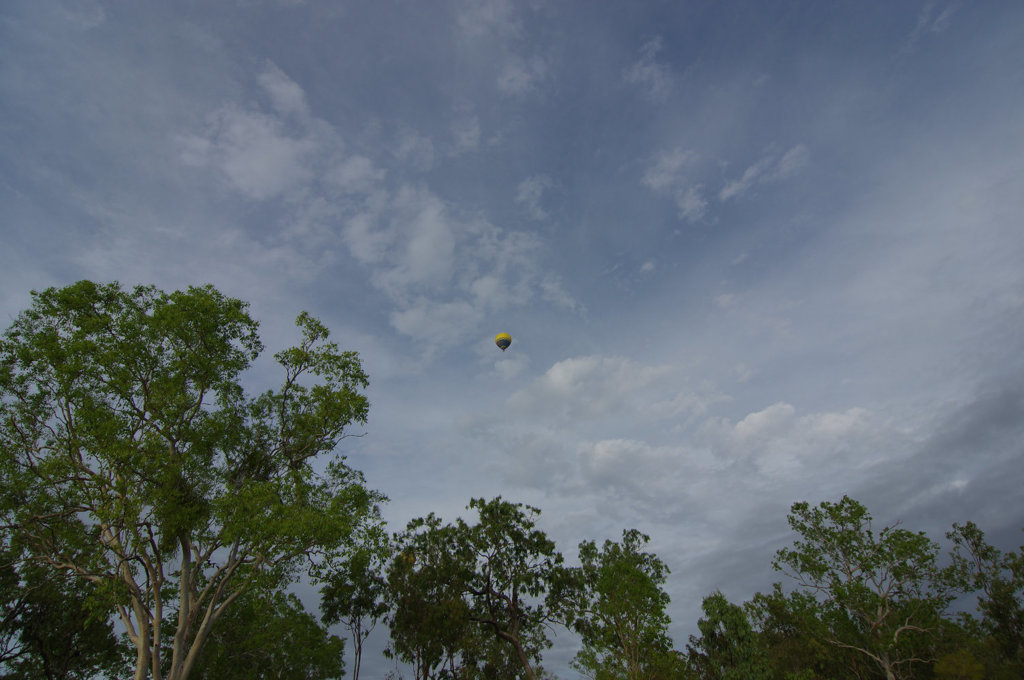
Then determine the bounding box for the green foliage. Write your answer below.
[0,545,124,680]
[385,498,566,680]
[946,522,1024,676]
[321,525,392,680]
[386,513,474,679]
[190,590,345,680]
[458,497,566,680]
[746,583,857,680]
[566,529,675,680]
[0,280,383,680]
[687,591,769,680]
[773,496,960,680]
[934,648,985,680]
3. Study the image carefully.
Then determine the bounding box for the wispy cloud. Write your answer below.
[904,2,960,53]
[451,113,481,154]
[516,174,554,220]
[497,55,548,96]
[675,184,708,222]
[455,0,520,39]
[342,186,575,353]
[642,148,707,222]
[258,61,308,118]
[642,148,696,190]
[179,106,317,200]
[57,1,106,30]
[393,128,436,172]
[625,36,672,102]
[177,62,338,201]
[719,144,809,201]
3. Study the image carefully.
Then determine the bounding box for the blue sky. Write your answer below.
[3,0,1024,676]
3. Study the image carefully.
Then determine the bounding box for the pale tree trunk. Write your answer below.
[511,641,537,680]
[115,536,247,680]
[502,613,537,680]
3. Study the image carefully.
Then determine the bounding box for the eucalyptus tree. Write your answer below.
[189,590,345,680]
[686,591,769,680]
[0,542,124,680]
[458,497,568,680]
[386,498,567,680]
[946,521,1024,676]
[773,496,959,680]
[386,513,474,680]
[746,583,858,680]
[321,525,392,680]
[567,529,677,680]
[0,281,384,680]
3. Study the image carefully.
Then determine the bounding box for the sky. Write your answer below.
[2,0,1024,676]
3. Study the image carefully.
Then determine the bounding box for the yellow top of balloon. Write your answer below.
[494,333,512,351]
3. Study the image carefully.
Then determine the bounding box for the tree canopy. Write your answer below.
[773,496,957,680]
[567,529,679,680]
[0,281,384,680]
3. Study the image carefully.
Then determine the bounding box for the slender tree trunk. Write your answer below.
[881,654,896,680]
[511,641,537,680]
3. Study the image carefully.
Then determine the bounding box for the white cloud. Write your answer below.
[476,373,891,530]
[775,144,810,178]
[393,128,435,171]
[495,352,529,380]
[324,155,386,194]
[733,402,796,441]
[904,3,959,53]
[719,144,809,201]
[642,149,706,223]
[539,274,579,312]
[58,1,106,29]
[451,114,481,154]
[675,184,708,222]
[649,386,725,421]
[182,106,316,200]
[390,299,477,351]
[497,55,548,96]
[456,0,520,39]
[714,293,739,309]
[719,157,773,201]
[177,62,366,204]
[341,186,576,350]
[625,36,672,102]
[363,185,457,298]
[577,438,678,495]
[642,148,696,191]
[505,355,675,424]
[516,174,554,220]
[258,62,308,118]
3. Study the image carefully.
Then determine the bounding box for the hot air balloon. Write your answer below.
[494,333,512,352]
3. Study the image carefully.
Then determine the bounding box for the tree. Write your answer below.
[933,648,985,680]
[0,543,124,679]
[946,522,1024,677]
[686,591,769,680]
[321,526,392,680]
[457,497,568,680]
[189,589,345,680]
[773,496,959,680]
[746,583,859,680]
[386,514,474,680]
[566,529,676,680]
[385,498,567,680]
[0,281,384,680]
